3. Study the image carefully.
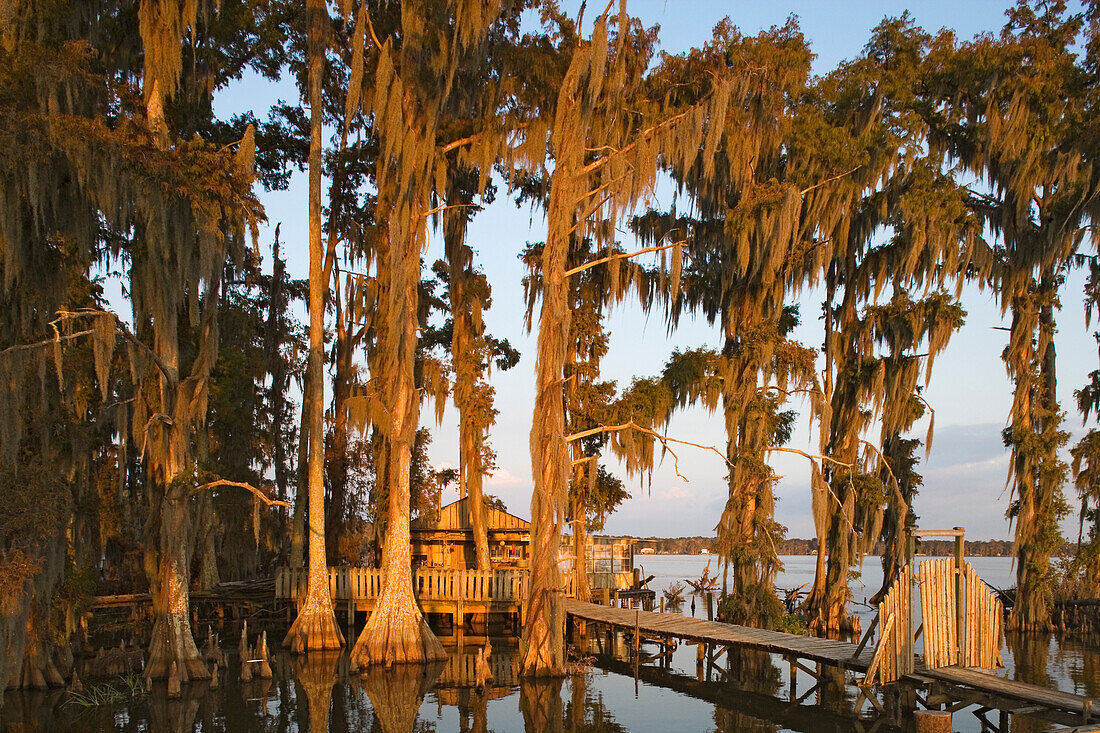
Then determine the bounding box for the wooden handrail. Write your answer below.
[274,566,537,603]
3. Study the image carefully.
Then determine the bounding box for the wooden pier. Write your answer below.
[565,598,1100,731]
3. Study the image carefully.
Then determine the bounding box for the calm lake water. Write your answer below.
[3,556,1097,732]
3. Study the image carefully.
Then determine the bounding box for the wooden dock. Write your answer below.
[565,598,1100,731]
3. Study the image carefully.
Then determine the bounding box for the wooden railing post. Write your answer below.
[906,530,916,674]
[954,527,965,663]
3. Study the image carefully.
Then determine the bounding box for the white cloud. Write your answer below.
[485,466,525,489]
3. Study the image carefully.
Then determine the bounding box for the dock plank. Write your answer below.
[565,598,875,670]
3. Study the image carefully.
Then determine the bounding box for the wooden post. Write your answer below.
[659,597,665,614]
[613,589,619,608]
[457,597,465,649]
[787,656,796,699]
[954,526,965,662]
[906,531,916,673]
[914,710,951,733]
[705,592,713,621]
[633,610,640,656]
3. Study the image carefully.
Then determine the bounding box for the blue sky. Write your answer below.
[213,0,1097,541]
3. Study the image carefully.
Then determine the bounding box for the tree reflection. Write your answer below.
[713,649,780,732]
[147,684,201,733]
[563,670,629,732]
[1006,632,1053,733]
[520,677,563,733]
[292,650,341,733]
[355,662,442,733]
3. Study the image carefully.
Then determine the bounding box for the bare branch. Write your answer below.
[363,4,383,49]
[582,107,694,175]
[761,446,852,468]
[423,202,483,218]
[53,309,177,386]
[0,329,94,359]
[563,420,697,481]
[565,193,614,238]
[800,165,862,196]
[563,241,683,278]
[859,440,900,490]
[190,479,290,508]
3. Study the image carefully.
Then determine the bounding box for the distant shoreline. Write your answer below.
[632,536,1016,558]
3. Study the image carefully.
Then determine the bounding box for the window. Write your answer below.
[613,543,632,573]
[589,544,612,573]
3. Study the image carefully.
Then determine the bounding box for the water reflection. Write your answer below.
[564,671,628,732]
[355,662,442,733]
[5,630,1100,732]
[291,651,340,733]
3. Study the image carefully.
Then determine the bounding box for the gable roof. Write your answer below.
[411,496,530,532]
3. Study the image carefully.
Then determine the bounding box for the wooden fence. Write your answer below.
[866,556,1003,685]
[919,557,959,668]
[275,567,539,604]
[962,563,1003,669]
[867,565,913,685]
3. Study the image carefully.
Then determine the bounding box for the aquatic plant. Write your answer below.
[64,673,145,708]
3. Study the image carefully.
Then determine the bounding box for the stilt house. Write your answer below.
[410,497,530,570]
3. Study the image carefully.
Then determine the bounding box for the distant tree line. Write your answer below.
[637,537,1017,558]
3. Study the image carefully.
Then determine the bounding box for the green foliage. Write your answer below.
[63,673,146,708]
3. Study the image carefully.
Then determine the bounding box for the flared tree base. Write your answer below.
[145,614,209,681]
[805,601,860,640]
[349,608,445,668]
[11,643,65,690]
[1008,608,1054,632]
[283,605,345,653]
[521,594,565,677]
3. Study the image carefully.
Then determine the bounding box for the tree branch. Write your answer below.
[563,240,683,278]
[582,107,694,175]
[566,422,853,482]
[190,479,290,508]
[761,446,852,468]
[52,309,177,386]
[423,202,483,218]
[800,165,862,196]
[0,329,94,359]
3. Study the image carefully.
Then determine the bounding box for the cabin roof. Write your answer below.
[411,496,530,533]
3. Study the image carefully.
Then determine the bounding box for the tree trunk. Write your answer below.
[467,438,491,571]
[9,536,67,690]
[327,289,354,563]
[146,482,209,680]
[193,493,219,591]
[571,491,590,603]
[1010,276,1065,631]
[349,201,444,666]
[283,0,344,652]
[290,359,312,570]
[350,380,444,664]
[522,177,571,676]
